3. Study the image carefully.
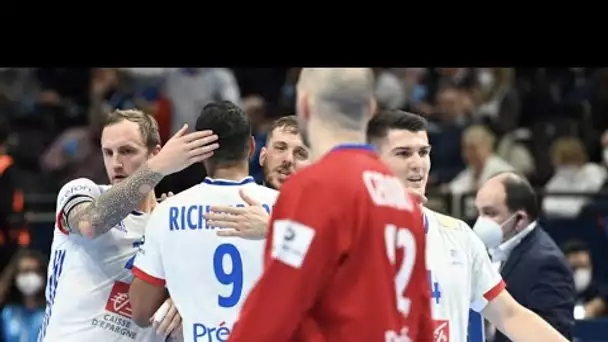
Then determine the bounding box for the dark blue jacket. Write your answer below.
[493,225,575,342]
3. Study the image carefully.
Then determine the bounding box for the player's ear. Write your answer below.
[514,211,528,231]
[297,91,311,122]
[248,136,255,159]
[151,144,161,157]
[259,146,267,167]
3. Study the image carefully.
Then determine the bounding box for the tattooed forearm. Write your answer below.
[67,163,164,238]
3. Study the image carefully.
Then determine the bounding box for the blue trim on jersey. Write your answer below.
[331,143,376,153]
[424,214,429,234]
[130,211,143,216]
[202,176,255,186]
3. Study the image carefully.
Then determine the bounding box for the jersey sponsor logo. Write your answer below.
[105,281,133,319]
[271,219,315,269]
[193,321,230,342]
[362,171,413,211]
[60,183,94,205]
[91,314,138,340]
[433,319,450,342]
[169,204,271,231]
[38,249,67,341]
[384,327,411,342]
[213,244,243,308]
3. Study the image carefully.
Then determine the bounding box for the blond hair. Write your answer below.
[551,137,587,166]
[104,109,161,148]
[463,125,496,148]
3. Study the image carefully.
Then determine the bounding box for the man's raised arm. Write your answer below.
[66,125,218,238]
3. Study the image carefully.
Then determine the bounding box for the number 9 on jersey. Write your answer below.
[213,244,243,308]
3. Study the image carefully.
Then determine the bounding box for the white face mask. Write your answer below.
[15,272,43,296]
[472,217,504,249]
[573,268,592,293]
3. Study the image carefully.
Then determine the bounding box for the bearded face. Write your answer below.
[260,127,310,190]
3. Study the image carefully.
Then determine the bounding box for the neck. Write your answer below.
[209,163,250,181]
[308,118,368,161]
[138,191,157,213]
[24,295,38,310]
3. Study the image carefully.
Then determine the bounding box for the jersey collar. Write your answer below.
[202,176,255,186]
[331,143,376,153]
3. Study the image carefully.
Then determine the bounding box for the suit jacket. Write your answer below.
[493,225,575,342]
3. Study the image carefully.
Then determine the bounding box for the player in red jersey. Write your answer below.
[228,68,433,342]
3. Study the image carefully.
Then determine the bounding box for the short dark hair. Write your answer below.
[366,109,428,143]
[561,239,589,256]
[195,101,251,165]
[498,172,540,222]
[267,115,299,143]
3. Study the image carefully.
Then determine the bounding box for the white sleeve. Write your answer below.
[467,223,506,312]
[132,206,166,287]
[55,178,102,234]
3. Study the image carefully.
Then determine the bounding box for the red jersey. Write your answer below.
[229,144,433,342]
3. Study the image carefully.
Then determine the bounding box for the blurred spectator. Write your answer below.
[0,249,46,342]
[374,68,406,110]
[495,129,536,177]
[474,68,521,134]
[242,95,271,183]
[165,68,241,135]
[277,68,300,115]
[0,119,26,272]
[543,137,606,217]
[562,239,608,319]
[35,68,92,129]
[39,108,105,186]
[449,125,514,195]
[416,68,479,115]
[233,68,287,109]
[426,87,471,185]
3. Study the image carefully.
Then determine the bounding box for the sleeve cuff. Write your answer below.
[484,280,506,301]
[132,266,166,287]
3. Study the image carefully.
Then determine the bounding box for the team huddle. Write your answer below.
[37,68,570,342]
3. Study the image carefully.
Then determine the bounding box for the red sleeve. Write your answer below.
[229,177,342,342]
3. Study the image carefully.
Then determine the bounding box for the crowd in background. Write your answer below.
[1,67,608,341]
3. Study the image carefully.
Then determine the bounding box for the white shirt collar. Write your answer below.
[490,220,537,262]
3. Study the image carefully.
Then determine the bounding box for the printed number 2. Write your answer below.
[384,224,416,317]
[213,244,243,308]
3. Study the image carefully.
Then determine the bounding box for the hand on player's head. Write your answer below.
[204,189,270,240]
[149,124,219,176]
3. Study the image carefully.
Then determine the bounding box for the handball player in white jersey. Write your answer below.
[366,109,568,342]
[203,115,310,239]
[38,109,219,342]
[129,101,278,341]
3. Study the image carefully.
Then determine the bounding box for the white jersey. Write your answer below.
[38,178,162,342]
[424,207,505,342]
[132,176,278,342]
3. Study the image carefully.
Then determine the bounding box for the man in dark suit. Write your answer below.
[472,171,575,341]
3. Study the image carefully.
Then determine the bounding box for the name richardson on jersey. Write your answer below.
[168,203,271,231]
[91,314,138,340]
